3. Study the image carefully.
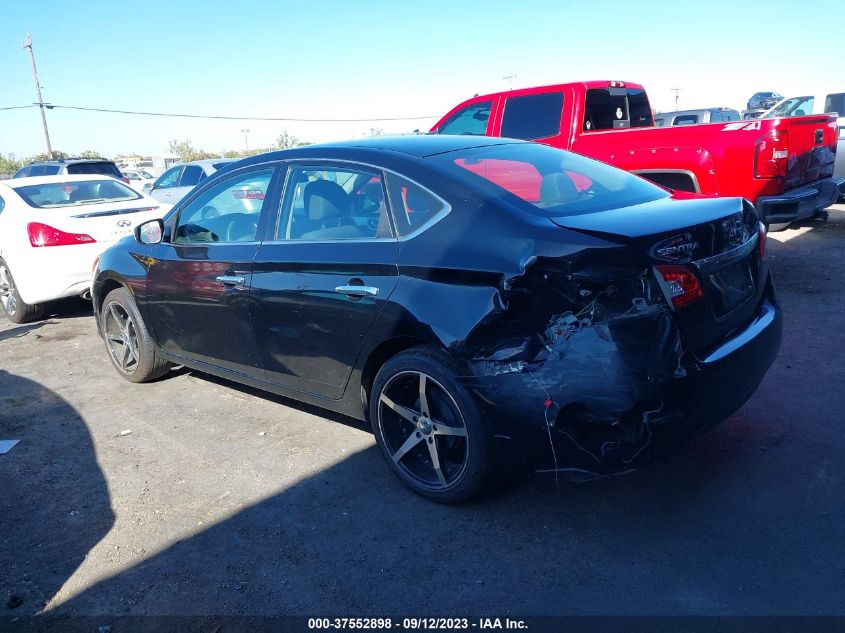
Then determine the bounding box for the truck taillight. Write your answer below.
[754,129,789,179]
[758,222,767,261]
[655,265,703,310]
[28,222,96,247]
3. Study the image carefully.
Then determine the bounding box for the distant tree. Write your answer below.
[0,153,23,175]
[275,130,299,149]
[28,150,68,162]
[168,140,215,162]
[78,149,102,159]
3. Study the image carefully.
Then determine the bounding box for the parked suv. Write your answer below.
[14,157,125,182]
[747,91,783,111]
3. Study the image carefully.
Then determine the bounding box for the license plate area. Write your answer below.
[708,260,755,317]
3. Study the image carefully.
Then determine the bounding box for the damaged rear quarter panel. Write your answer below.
[373,178,687,472]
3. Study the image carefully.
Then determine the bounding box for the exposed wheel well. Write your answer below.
[636,171,699,193]
[95,279,124,316]
[359,336,430,417]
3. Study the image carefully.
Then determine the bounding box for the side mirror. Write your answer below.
[135,218,164,245]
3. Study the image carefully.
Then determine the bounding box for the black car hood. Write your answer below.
[548,196,745,238]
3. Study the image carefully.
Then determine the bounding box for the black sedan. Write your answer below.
[93,136,781,502]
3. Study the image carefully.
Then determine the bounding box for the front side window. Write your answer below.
[179,165,204,187]
[13,179,142,209]
[583,88,654,131]
[154,167,181,189]
[768,96,814,118]
[501,92,564,140]
[384,174,448,238]
[0,195,5,215]
[173,169,273,244]
[277,166,392,241]
[436,101,492,136]
[434,142,667,218]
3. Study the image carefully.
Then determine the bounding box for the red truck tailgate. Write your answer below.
[779,115,839,189]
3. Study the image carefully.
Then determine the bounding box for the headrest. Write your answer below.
[304,179,349,222]
[540,173,578,205]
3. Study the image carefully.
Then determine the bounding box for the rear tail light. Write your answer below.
[758,222,767,261]
[122,176,131,184]
[754,129,789,178]
[28,222,96,247]
[655,265,703,310]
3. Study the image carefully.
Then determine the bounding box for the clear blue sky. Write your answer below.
[1,0,839,158]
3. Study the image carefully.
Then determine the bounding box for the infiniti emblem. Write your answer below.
[117,220,132,228]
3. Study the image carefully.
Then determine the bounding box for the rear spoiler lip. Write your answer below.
[71,206,158,219]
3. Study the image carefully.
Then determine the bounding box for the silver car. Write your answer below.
[148,159,236,204]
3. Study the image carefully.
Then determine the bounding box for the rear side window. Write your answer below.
[437,101,492,136]
[180,165,204,187]
[584,88,653,131]
[66,162,121,178]
[385,173,448,237]
[501,92,564,140]
[673,115,699,126]
[25,165,61,177]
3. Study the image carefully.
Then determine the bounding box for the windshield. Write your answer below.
[14,179,142,208]
[430,142,668,218]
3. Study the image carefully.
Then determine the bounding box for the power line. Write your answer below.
[0,104,34,111]
[45,104,439,123]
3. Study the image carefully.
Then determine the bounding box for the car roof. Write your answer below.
[3,174,123,188]
[25,158,113,165]
[182,158,237,167]
[231,135,526,167]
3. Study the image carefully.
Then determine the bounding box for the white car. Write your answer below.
[122,169,157,193]
[0,175,171,323]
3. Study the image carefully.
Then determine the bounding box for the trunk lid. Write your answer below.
[551,196,766,356]
[28,200,169,244]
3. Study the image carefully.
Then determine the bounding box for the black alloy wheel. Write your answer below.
[371,348,492,502]
[101,287,171,383]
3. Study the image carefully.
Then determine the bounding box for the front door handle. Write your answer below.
[335,284,379,297]
[216,275,246,286]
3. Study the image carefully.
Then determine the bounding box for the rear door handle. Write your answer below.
[216,275,246,286]
[335,285,379,297]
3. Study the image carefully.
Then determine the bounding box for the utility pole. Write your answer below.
[241,128,250,154]
[22,33,53,159]
[503,73,517,90]
[671,87,681,111]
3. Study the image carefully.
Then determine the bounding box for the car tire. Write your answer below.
[101,287,171,383]
[370,347,493,503]
[0,258,44,324]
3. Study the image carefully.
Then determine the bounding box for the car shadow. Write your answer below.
[0,370,114,617]
[0,321,51,343]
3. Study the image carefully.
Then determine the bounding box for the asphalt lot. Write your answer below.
[1,206,844,619]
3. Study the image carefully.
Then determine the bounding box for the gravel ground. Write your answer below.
[1,206,843,618]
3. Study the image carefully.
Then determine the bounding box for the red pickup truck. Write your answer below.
[432,81,844,229]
